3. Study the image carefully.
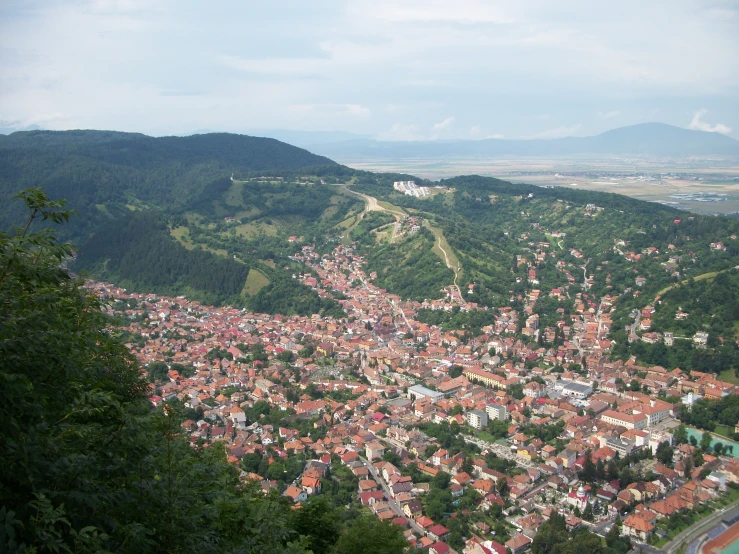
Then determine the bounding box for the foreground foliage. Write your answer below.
[0,189,404,553]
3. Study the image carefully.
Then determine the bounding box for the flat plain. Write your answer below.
[343,156,739,214]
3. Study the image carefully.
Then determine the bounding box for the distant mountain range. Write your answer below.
[307,123,739,160]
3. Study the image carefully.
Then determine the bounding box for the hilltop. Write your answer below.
[0,130,336,232]
[0,130,349,310]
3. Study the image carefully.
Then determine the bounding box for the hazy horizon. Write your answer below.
[1,1,738,140]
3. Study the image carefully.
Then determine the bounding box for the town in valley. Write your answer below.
[90,231,739,554]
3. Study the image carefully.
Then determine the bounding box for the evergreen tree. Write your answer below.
[579,451,597,483]
[673,424,688,445]
[656,441,675,465]
[582,502,594,522]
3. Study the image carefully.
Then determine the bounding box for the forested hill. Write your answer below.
[0,130,336,234]
[0,130,347,312]
[349,173,739,372]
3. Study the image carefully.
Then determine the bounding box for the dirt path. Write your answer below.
[341,185,462,289]
[435,229,459,287]
[424,221,461,289]
[339,186,404,243]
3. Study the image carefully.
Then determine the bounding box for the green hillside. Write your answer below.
[349,174,739,368]
[0,131,360,313]
[0,130,337,239]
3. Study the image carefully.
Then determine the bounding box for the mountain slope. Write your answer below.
[0,130,352,311]
[309,123,739,159]
[0,130,337,236]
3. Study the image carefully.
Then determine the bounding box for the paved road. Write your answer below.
[664,500,739,554]
[629,310,642,343]
[389,298,412,329]
[630,499,739,554]
[580,259,590,290]
[359,456,426,536]
[590,514,618,536]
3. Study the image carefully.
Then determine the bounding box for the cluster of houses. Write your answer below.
[86,234,739,553]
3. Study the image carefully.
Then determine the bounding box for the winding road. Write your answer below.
[342,185,462,287]
[339,185,404,243]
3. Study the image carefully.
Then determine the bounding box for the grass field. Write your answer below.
[96,204,113,218]
[241,268,270,295]
[235,221,279,238]
[170,226,196,250]
[719,368,739,385]
[655,265,738,299]
[377,200,407,218]
[224,182,244,206]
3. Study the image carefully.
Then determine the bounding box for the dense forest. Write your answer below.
[247,273,346,318]
[0,189,406,553]
[76,210,250,305]
[0,130,367,311]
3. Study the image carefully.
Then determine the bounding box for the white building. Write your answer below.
[486,403,508,421]
[559,381,593,399]
[600,409,648,430]
[408,384,444,402]
[467,409,489,430]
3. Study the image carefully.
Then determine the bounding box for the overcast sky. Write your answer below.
[1,0,738,140]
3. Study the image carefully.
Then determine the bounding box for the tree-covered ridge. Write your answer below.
[0,189,406,554]
[0,130,337,239]
[70,172,362,312]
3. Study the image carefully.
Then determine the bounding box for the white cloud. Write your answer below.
[432,117,455,131]
[531,124,584,139]
[1,1,738,138]
[688,109,732,134]
[377,123,425,141]
[349,0,516,24]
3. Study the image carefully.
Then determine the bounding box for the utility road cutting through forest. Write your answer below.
[424,220,461,290]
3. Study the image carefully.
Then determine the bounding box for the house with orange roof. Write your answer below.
[622,513,654,542]
[301,475,321,495]
[284,485,307,503]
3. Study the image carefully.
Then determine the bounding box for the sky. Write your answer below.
[1,0,738,141]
